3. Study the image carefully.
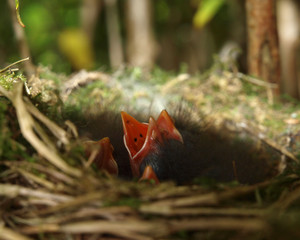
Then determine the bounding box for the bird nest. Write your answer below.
[1,67,300,240]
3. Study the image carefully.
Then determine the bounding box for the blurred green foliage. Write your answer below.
[0,0,81,73]
[193,0,225,28]
[0,0,245,74]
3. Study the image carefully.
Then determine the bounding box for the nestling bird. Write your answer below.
[81,109,278,185]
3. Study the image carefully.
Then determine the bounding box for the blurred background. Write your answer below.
[0,0,246,73]
[1,0,300,98]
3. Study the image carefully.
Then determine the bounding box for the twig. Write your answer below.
[15,0,25,27]
[236,72,278,89]
[236,72,277,105]
[241,123,299,163]
[7,0,35,76]
[0,57,29,73]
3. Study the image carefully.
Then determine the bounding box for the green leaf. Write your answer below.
[193,0,225,29]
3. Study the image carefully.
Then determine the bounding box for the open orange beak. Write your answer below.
[84,137,118,175]
[120,111,148,158]
[139,165,160,184]
[121,110,183,181]
[156,110,183,143]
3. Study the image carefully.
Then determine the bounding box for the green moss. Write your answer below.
[64,79,122,116]
[0,71,26,90]
[150,66,175,84]
[263,118,285,130]
[38,66,67,85]
[172,230,189,239]
[242,83,257,96]
[104,197,141,209]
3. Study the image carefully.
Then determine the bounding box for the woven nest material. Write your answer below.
[1,70,300,240]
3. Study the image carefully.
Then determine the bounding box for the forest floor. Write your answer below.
[1,62,300,240]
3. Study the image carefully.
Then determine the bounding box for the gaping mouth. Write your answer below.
[84,110,183,184]
[121,110,183,180]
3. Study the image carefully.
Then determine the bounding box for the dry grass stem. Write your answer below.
[169,218,268,232]
[24,97,70,145]
[16,168,57,190]
[140,206,267,217]
[2,161,76,185]
[0,184,72,202]
[0,83,81,177]
[143,180,272,209]
[38,192,106,215]
[19,218,268,238]
[0,226,33,240]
